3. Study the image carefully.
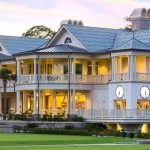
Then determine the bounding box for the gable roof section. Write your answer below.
[64,24,129,52]
[0,35,49,55]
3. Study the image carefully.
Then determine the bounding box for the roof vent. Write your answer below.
[60,20,83,26]
[131,8,150,31]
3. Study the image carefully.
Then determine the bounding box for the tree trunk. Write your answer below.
[3,80,7,120]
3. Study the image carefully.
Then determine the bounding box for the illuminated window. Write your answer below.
[75,94,85,109]
[64,37,72,44]
[64,63,68,74]
[47,64,52,74]
[45,95,52,109]
[87,62,92,75]
[55,95,67,109]
[28,64,33,74]
[115,100,126,109]
[137,100,150,110]
[76,64,82,74]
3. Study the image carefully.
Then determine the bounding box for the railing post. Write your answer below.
[30,74,32,83]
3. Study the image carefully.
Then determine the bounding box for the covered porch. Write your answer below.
[16,89,91,117]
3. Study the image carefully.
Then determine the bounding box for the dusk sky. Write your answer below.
[0,0,150,36]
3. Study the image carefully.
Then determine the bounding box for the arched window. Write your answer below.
[64,37,72,44]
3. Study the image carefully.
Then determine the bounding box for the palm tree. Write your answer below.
[0,68,15,119]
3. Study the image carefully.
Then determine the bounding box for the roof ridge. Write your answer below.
[64,24,128,32]
[113,38,133,49]
[133,37,150,48]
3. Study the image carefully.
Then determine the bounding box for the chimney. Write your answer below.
[131,8,150,31]
[60,20,83,27]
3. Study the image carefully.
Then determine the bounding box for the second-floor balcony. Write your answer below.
[18,74,111,84]
[17,72,150,85]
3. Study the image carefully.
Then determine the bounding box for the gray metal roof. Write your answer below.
[37,44,88,53]
[0,35,49,55]
[0,53,12,61]
[64,24,150,52]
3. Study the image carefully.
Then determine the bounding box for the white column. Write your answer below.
[73,58,76,82]
[34,58,37,83]
[0,93,2,114]
[129,55,135,80]
[38,90,41,114]
[22,92,26,113]
[112,57,116,81]
[52,90,55,116]
[92,60,95,75]
[15,91,21,114]
[17,60,20,83]
[133,55,136,80]
[72,90,76,112]
[32,89,37,114]
[128,55,130,80]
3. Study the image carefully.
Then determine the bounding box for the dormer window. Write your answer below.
[64,37,72,44]
[0,46,2,51]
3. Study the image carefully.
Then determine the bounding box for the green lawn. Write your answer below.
[0,133,146,150]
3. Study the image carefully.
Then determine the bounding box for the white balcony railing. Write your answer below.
[78,109,150,120]
[18,74,111,84]
[136,72,150,81]
[0,80,15,87]
[115,73,128,81]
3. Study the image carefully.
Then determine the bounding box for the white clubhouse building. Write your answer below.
[0,8,150,132]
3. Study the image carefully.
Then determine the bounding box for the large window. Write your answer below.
[75,94,85,109]
[47,64,52,74]
[115,100,126,109]
[64,63,68,74]
[137,100,150,110]
[55,96,67,109]
[45,95,52,109]
[87,62,92,75]
[76,64,82,74]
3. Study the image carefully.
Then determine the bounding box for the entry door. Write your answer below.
[2,97,11,113]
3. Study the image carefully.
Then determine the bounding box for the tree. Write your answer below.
[22,25,55,39]
[124,16,132,31]
[0,68,15,119]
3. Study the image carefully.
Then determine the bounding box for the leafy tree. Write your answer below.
[22,25,55,39]
[124,16,132,31]
[0,68,15,119]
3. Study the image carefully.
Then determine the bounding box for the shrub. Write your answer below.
[70,115,84,122]
[53,115,63,121]
[14,114,27,121]
[27,123,38,129]
[31,128,91,136]
[85,123,107,132]
[128,132,135,138]
[42,114,52,121]
[136,132,150,139]
[64,125,74,130]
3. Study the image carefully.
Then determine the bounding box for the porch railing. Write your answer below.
[115,73,128,81]
[18,74,111,84]
[136,72,150,81]
[0,80,15,87]
[78,109,150,119]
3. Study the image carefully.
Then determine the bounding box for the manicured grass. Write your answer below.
[0,133,146,150]
[0,133,136,146]
[0,145,148,150]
